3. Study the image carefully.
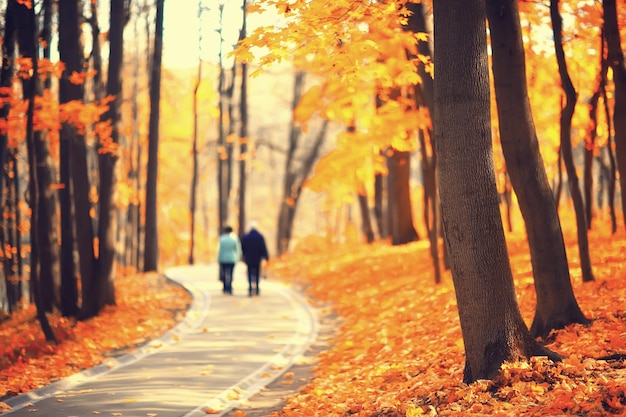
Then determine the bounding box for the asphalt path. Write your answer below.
[1,263,319,417]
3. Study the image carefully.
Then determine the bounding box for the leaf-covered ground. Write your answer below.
[266,224,626,416]
[1,221,625,416]
[0,272,191,401]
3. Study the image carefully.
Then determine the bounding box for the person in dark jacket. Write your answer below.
[240,222,269,296]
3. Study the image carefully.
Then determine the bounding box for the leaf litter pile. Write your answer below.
[267,224,626,416]
[0,222,625,416]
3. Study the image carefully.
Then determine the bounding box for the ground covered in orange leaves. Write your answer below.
[1,222,625,416]
[266,225,626,416]
[0,272,191,400]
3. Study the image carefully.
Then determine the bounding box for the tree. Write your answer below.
[405,1,441,283]
[276,72,328,255]
[550,0,594,283]
[0,0,20,313]
[16,0,61,313]
[82,0,128,317]
[144,0,164,272]
[603,0,626,231]
[237,0,249,236]
[486,0,589,338]
[19,0,56,343]
[386,149,418,245]
[432,0,560,382]
[58,0,84,317]
[189,1,203,265]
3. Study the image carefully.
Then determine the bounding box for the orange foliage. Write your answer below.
[0,211,624,415]
[267,214,626,416]
[0,273,191,398]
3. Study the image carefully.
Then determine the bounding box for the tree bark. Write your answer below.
[486,0,589,339]
[16,0,61,313]
[58,0,85,317]
[603,0,626,231]
[550,0,594,283]
[144,0,163,272]
[386,150,418,245]
[237,0,248,236]
[19,1,56,342]
[433,0,559,382]
[406,1,440,283]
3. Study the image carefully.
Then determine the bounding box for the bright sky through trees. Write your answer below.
[162,0,278,69]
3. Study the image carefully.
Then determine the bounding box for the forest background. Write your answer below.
[0,0,625,414]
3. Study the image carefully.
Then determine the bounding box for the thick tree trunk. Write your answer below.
[486,0,589,339]
[433,0,559,382]
[550,0,594,283]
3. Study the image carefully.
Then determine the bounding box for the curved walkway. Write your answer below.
[2,263,319,417]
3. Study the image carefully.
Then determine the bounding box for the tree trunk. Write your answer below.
[237,0,248,236]
[0,0,18,312]
[20,1,56,342]
[216,5,226,234]
[277,71,304,255]
[405,1,441,283]
[486,0,589,339]
[276,116,328,255]
[144,0,163,272]
[386,150,418,245]
[189,31,201,265]
[16,0,61,313]
[433,0,559,382]
[374,171,385,239]
[84,0,127,317]
[58,0,85,317]
[601,86,618,233]
[603,0,626,231]
[550,0,595,283]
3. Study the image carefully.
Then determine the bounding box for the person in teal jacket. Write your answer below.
[217,226,242,294]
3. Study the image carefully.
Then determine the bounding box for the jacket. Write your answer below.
[241,229,269,265]
[217,233,242,264]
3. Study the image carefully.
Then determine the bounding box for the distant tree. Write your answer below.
[189,0,203,265]
[405,1,441,282]
[433,0,560,382]
[603,0,626,231]
[550,0,594,283]
[144,0,164,271]
[386,149,418,245]
[486,0,589,338]
[276,71,328,255]
[237,0,248,236]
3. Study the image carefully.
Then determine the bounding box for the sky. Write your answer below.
[162,0,251,69]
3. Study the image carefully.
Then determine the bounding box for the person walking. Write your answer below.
[217,225,241,294]
[241,222,270,297]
